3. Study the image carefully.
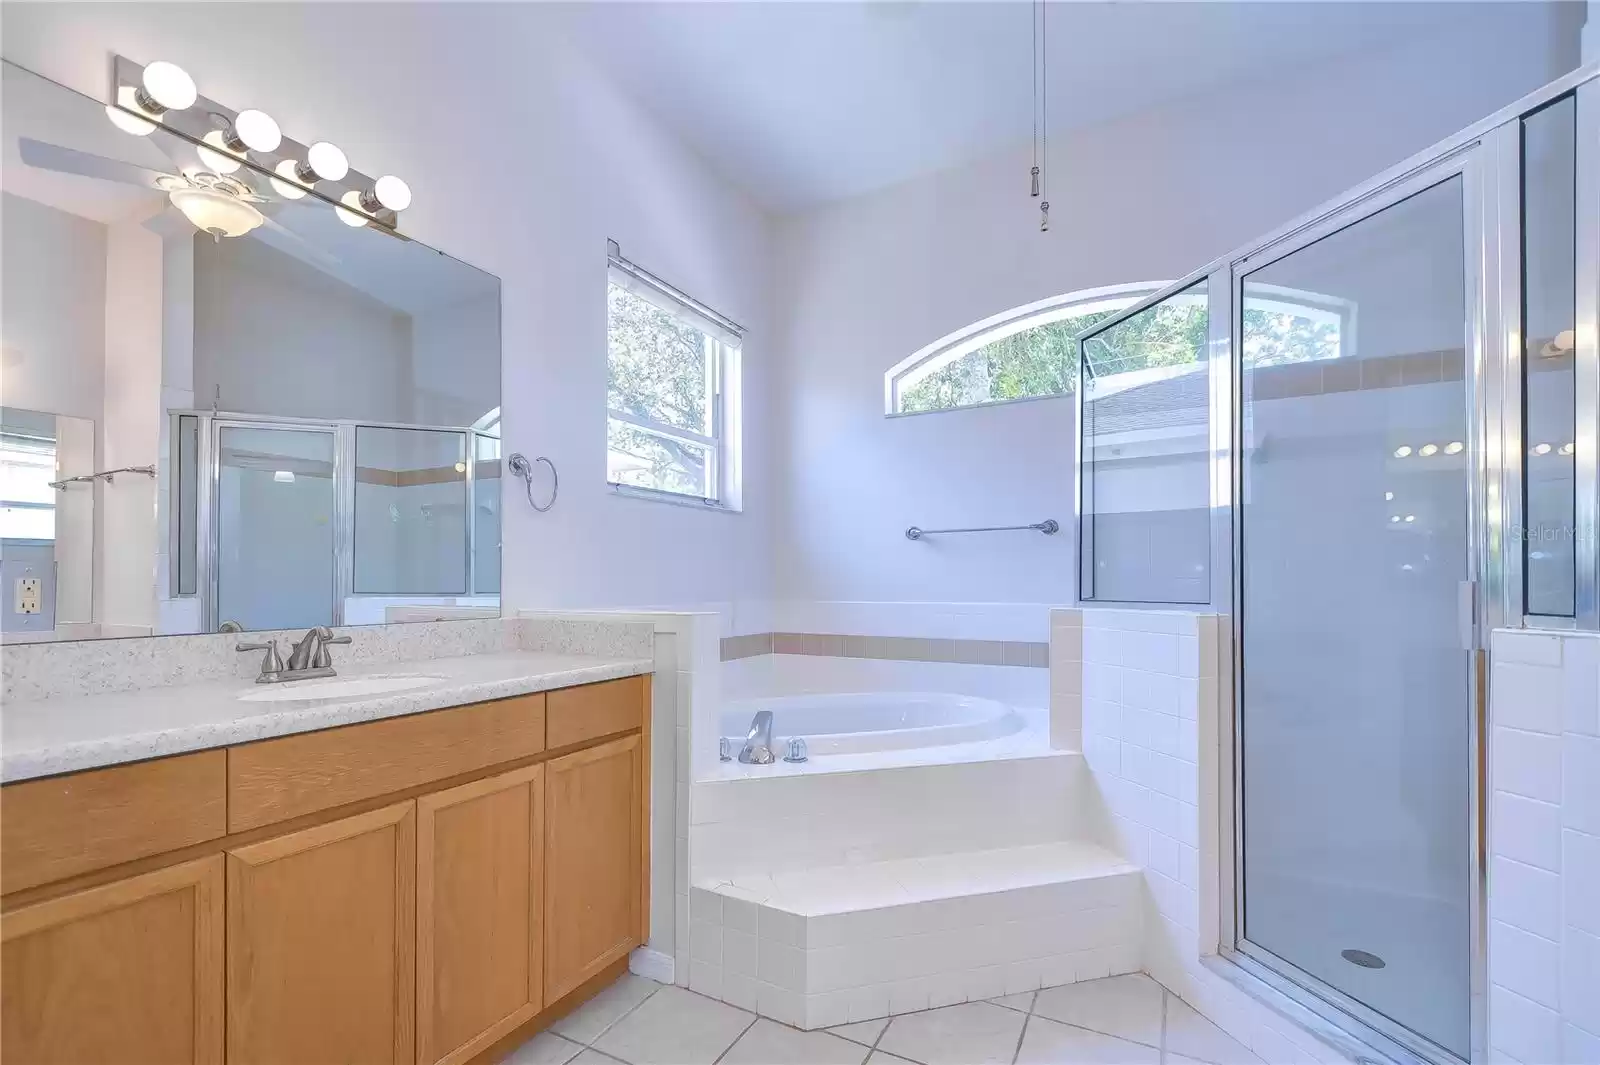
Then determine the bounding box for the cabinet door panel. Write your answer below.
[417,765,544,1065]
[1,855,224,1065]
[227,802,415,1065]
[544,734,641,1003]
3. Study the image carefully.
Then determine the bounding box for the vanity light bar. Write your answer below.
[106,55,411,231]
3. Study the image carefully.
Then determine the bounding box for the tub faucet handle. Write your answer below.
[784,737,809,763]
[719,737,733,762]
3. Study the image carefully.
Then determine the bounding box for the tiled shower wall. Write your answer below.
[1486,628,1600,1065]
[1051,607,1358,1065]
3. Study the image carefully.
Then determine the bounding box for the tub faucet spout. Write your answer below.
[738,710,776,764]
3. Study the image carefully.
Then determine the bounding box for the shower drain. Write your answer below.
[1342,949,1387,969]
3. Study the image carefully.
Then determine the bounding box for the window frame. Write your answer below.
[884,281,1167,417]
[605,254,742,510]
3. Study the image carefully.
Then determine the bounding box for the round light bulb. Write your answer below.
[1393,446,1412,458]
[1390,515,1401,523]
[306,141,349,182]
[1384,491,1394,502]
[1560,442,1575,456]
[453,462,467,474]
[373,175,411,211]
[232,109,281,153]
[270,159,309,200]
[336,189,371,228]
[1404,514,1416,523]
[106,86,156,135]
[197,129,242,174]
[1444,441,1464,455]
[142,61,197,111]
[1532,443,1552,456]
[1418,443,1439,457]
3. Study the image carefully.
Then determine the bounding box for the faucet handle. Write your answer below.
[784,737,809,763]
[312,634,352,670]
[237,640,284,678]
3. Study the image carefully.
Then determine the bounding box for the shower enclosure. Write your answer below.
[168,411,502,632]
[1075,66,1597,1065]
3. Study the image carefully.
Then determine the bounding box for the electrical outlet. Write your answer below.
[15,577,41,615]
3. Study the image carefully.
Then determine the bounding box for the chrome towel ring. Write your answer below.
[507,453,557,513]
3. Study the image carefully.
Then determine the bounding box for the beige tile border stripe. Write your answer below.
[718,632,1050,668]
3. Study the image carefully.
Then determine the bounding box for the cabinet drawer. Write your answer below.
[1,752,227,895]
[546,677,645,750]
[228,694,546,832]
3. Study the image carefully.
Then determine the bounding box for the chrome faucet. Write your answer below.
[238,627,352,684]
[287,626,352,673]
[738,710,776,764]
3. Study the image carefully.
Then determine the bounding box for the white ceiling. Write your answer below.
[557,1,1545,211]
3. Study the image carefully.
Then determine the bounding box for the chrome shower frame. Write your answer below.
[1071,61,1600,1065]
[170,410,500,632]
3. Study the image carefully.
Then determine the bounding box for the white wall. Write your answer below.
[0,1,776,620]
[0,193,107,425]
[99,219,162,633]
[193,235,414,424]
[771,7,1580,628]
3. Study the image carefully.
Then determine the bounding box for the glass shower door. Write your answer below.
[215,424,338,632]
[1236,174,1472,1060]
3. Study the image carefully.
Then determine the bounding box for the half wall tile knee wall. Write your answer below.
[1486,628,1600,1065]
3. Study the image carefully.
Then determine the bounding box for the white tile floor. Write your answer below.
[506,972,1272,1065]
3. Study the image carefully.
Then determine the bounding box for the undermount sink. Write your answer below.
[237,674,447,702]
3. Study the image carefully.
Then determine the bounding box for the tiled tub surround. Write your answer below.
[1053,608,1359,1065]
[721,631,1049,667]
[687,740,1143,1029]
[0,615,654,781]
[1485,628,1600,1065]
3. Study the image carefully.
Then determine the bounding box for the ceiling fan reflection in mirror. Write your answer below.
[17,137,330,257]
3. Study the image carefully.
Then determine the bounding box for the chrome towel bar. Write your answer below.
[48,464,156,490]
[905,519,1059,541]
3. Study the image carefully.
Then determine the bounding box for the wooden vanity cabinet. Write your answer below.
[225,802,417,1065]
[416,765,545,1065]
[544,734,644,1004]
[0,856,224,1065]
[0,675,650,1065]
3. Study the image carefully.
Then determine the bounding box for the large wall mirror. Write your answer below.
[0,61,502,642]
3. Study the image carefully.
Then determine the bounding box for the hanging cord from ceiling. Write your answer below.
[1030,0,1040,199]
[1039,0,1050,232]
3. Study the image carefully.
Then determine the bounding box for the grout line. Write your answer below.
[709,1014,762,1065]
[1010,1008,1034,1065]
[868,1013,892,1057]
[583,980,663,1048]
[1160,989,1170,1063]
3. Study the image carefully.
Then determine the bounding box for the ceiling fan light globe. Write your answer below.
[169,187,264,238]
[142,61,197,111]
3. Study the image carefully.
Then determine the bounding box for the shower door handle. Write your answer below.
[1458,579,1478,651]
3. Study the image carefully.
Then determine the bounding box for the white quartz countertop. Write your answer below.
[1,651,652,783]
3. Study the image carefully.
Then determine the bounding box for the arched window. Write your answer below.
[884,283,1162,415]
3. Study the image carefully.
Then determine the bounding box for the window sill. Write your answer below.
[607,482,741,513]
